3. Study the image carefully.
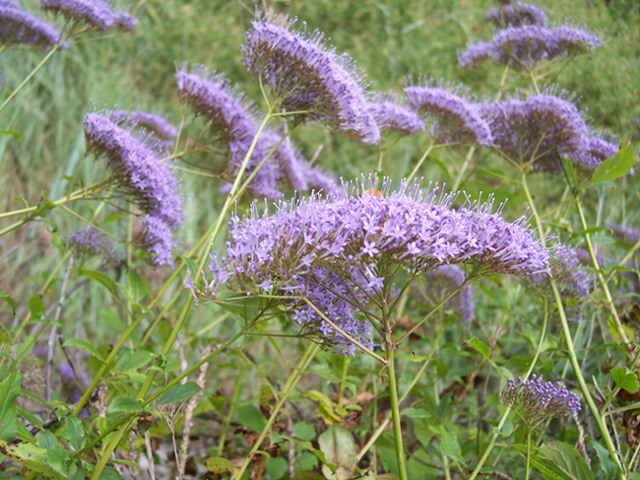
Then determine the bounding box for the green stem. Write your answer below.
[0,41,64,114]
[89,419,132,480]
[386,341,408,480]
[233,343,318,480]
[451,146,475,191]
[525,430,532,480]
[573,198,631,348]
[521,173,627,480]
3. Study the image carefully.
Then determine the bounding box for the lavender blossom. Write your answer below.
[404,81,493,146]
[368,92,426,139]
[197,176,548,353]
[0,6,61,48]
[108,110,178,141]
[63,227,123,267]
[459,24,601,71]
[480,90,589,172]
[84,112,183,266]
[501,374,581,429]
[569,133,618,171]
[485,2,547,28]
[607,223,640,247]
[141,214,177,267]
[419,265,473,322]
[40,0,137,32]
[303,165,339,196]
[242,18,380,144]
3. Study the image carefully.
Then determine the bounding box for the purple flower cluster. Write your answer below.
[531,244,592,321]
[570,133,619,172]
[419,265,473,322]
[0,3,61,48]
[40,0,138,32]
[176,64,337,198]
[485,2,547,28]
[480,90,590,172]
[459,24,601,72]
[242,18,380,144]
[404,80,493,146]
[84,112,183,266]
[196,177,548,353]
[501,374,581,428]
[368,92,425,140]
[63,227,123,267]
[607,223,640,247]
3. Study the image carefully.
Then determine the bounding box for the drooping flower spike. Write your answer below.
[501,374,581,429]
[63,227,123,267]
[480,88,590,173]
[84,111,183,266]
[195,176,549,353]
[419,265,474,323]
[0,5,62,48]
[107,110,179,142]
[404,79,493,146]
[368,91,426,140]
[242,17,380,144]
[40,0,138,32]
[485,2,548,28]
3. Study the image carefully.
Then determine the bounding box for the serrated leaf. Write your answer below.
[0,372,21,441]
[154,382,201,406]
[62,338,105,362]
[75,268,120,298]
[590,139,635,185]
[611,366,639,393]
[318,424,357,480]
[107,396,143,414]
[592,440,617,479]
[0,439,67,480]
[66,416,84,451]
[0,291,16,316]
[538,441,594,480]
[46,445,69,476]
[205,457,235,474]
[440,429,464,463]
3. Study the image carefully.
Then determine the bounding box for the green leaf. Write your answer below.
[38,430,57,449]
[440,429,465,463]
[0,372,21,441]
[115,350,153,372]
[0,439,67,480]
[265,456,288,479]
[75,268,120,299]
[466,337,491,360]
[180,255,199,280]
[402,407,432,418]
[592,440,617,480]
[205,457,235,474]
[127,270,148,303]
[98,466,126,480]
[215,293,264,320]
[28,295,46,320]
[0,291,16,316]
[108,396,143,414]
[154,382,201,406]
[62,338,105,363]
[0,130,21,138]
[66,416,84,450]
[590,139,635,184]
[538,441,594,480]
[293,421,317,441]
[46,445,70,477]
[318,424,358,480]
[292,473,325,480]
[611,366,639,393]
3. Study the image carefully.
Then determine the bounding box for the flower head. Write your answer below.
[480,89,589,172]
[197,176,548,353]
[368,92,426,140]
[84,111,183,265]
[419,265,473,322]
[0,5,61,48]
[242,18,380,144]
[607,223,640,247]
[569,133,618,172]
[485,2,547,28]
[501,374,581,429]
[554,25,601,56]
[40,0,137,32]
[404,80,493,146]
[63,227,123,267]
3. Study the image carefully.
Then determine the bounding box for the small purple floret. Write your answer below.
[63,227,123,267]
[485,2,548,28]
[421,265,473,322]
[0,6,61,48]
[40,0,138,32]
[108,110,179,141]
[368,92,426,139]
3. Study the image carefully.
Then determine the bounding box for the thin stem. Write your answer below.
[385,334,408,480]
[0,41,64,114]
[451,146,476,192]
[525,430,532,480]
[233,343,318,480]
[406,140,435,184]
